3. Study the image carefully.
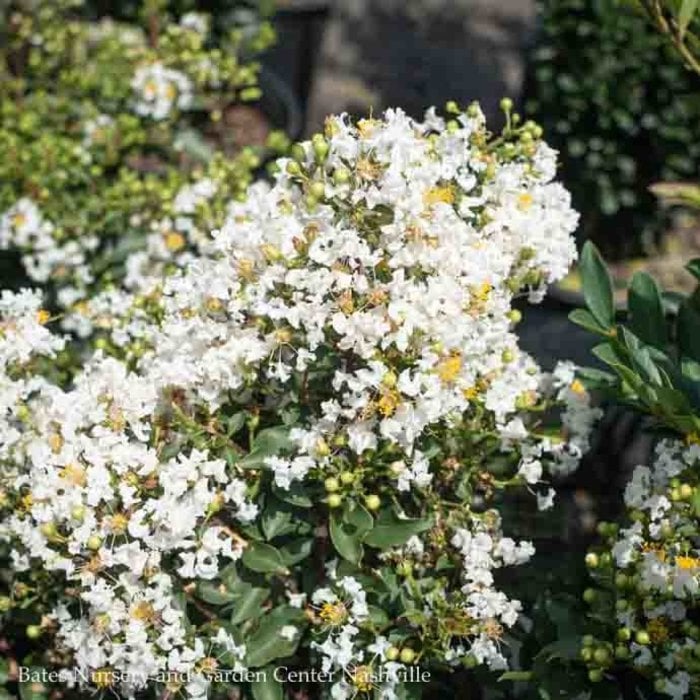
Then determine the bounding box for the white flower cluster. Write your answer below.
[0,105,594,696]
[450,518,535,670]
[145,107,579,475]
[1,330,257,697]
[132,63,193,121]
[0,198,97,289]
[608,439,700,699]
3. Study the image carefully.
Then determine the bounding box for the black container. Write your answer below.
[262,0,330,131]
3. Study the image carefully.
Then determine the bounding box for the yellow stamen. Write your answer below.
[570,379,586,395]
[130,601,155,623]
[351,665,374,693]
[36,309,50,325]
[48,433,64,454]
[319,601,349,626]
[676,555,700,571]
[377,388,401,417]
[436,353,462,384]
[517,193,534,211]
[164,231,186,252]
[108,513,129,535]
[59,463,86,487]
[423,185,455,207]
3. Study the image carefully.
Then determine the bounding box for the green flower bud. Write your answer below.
[327,494,343,509]
[324,477,340,493]
[364,494,381,511]
[635,630,650,646]
[399,648,416,664]
[385,646,400,661]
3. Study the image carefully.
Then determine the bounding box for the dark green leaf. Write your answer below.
[230,586,270,625]
[239,426,293,469]
[196,581,235,606]
[686,258,700,282]
[245,607,305,668]
[628,271,666,348]
[568,308,606,335]
[329,501,373,564]
[364,508,432,549]
[579,241,614,328]
[250,669,283,700]
[241,542,287,574]
[678,300,700,362]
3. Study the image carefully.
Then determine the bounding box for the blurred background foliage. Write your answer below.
[526,0,700,260]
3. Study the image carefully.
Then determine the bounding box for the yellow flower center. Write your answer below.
[319,601,348,626]
[237,259,256,281]
[48,433,64,454]
[357,118,379,138]
[164,231,186,252]
[423,185,455,207]
[517,193,534,211]
[436,353,462,384]
[130,601,155,623]
[676,555,700,571]
[377,388,401,417]
[570,379,586,395]
[686,432,700,446]
[351,665,374,693]
[11,212,27,228]
[59,463,87,487]
[36,309,50,325]
[108,513,129,535]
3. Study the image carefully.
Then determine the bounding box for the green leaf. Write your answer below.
[686,258,700,282]
[364,508,433,549]
[679,0,699,36]
[330,501,373,564]
[628,271,666,348]
[272,480,313,508]
[678,300,700,362]
[245,606,305,668]
[230,585,270,625]
[278,537,314,566]
[579,241,614,328]
[242,542,287,574]
[250,669,283,700]
[261,498,296,540]
[568,308,606,335]
[196,581,235,606]
[239,426,293,469]
[499,671,533,682]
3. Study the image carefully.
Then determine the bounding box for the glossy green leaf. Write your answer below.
[579,241,614,328]
[628,271,666,348]
[364,508,433,550]
[250,670,283,700]
[330,500,373,564]
[245,606,305,668]
[241,542,287,574]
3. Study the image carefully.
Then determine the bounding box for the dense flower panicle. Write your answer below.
[585,439,700,699]
[131,63,193,121]
[0,105,595,699]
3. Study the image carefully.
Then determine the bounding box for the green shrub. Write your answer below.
[526,0,700,259]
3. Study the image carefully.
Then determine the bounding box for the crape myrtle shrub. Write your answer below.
[526,0,700,259]
[570,245,700,699]
[0,0,284,321]
[0,104,602,700]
